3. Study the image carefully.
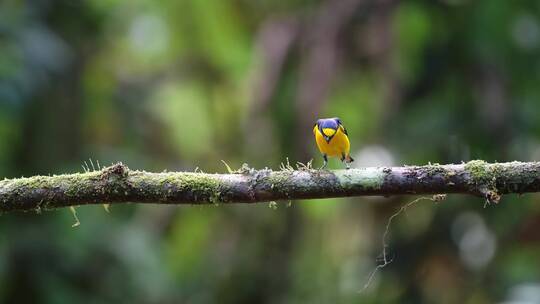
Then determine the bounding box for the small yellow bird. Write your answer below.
[313,117,354,169]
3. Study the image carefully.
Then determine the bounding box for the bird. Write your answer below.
[313,117,354,169]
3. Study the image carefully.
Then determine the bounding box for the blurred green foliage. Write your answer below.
[2,0,540,303]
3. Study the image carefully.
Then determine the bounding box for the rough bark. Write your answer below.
[0,160,539,212]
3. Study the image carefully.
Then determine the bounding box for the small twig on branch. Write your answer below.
[0,160,539,213]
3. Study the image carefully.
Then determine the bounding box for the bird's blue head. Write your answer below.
[316,117,341,142]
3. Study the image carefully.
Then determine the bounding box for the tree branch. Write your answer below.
[1,160,539,213]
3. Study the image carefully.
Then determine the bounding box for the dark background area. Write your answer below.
[2,0,540,303]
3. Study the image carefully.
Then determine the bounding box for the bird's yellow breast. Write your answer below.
[313,125,350,157]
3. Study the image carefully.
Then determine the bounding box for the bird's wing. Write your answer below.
[339,124,349,136]
[332,118,348,136]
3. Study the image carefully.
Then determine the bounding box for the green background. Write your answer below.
[1,0,540,303]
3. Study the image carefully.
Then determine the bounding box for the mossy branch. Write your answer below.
[1,160,539,212]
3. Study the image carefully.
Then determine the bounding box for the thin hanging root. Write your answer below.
[69,206,81,227]
[360,194,447,292]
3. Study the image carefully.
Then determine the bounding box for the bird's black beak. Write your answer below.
[324,135,330,143]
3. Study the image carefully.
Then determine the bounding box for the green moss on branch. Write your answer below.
[1,160,540,212]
